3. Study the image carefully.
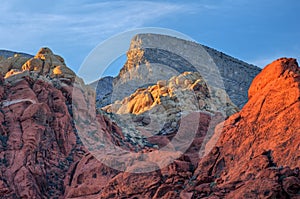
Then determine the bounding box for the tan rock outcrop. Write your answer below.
[21,47,76,79]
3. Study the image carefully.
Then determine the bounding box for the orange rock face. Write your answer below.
[189,58,300,198]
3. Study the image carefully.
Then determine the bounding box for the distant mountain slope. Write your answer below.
[0,49,33,59]
[94,34,261,109]
[89,76,114,104]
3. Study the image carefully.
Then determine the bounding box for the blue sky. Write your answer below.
[1,0,299,82]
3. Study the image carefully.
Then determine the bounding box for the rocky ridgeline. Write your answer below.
[0,50,32,59]
[95,34,261,109]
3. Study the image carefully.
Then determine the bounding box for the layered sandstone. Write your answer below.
[0,48,88,198]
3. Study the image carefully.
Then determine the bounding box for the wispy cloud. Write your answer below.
[0,1,193,46]
[0,0,199,70]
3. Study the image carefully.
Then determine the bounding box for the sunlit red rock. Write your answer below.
[188,58,300,198]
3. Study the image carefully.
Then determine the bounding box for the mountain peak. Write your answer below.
[106,33,262,109]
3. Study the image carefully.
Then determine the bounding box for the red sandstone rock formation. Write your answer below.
[188,58,300,198]
[0,48,87,198]
[0,75,77,198]
[64,58,300,198]
[1,48,299,199]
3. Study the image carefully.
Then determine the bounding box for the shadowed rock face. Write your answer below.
[95,34,261,109]
[91,76,114,108]
[0,50,32,59]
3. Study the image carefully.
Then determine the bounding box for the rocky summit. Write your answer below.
[0,45,299,199]
[94,34,261,109]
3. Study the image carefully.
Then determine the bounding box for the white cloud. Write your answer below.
[0,1,193,46]
[0,0,200,71]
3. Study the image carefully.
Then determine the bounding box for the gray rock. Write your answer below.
[95,33,261,109]
[90,76,113,107]
[0,49,33,59]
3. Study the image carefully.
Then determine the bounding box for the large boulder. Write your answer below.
[189,58,300,198]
